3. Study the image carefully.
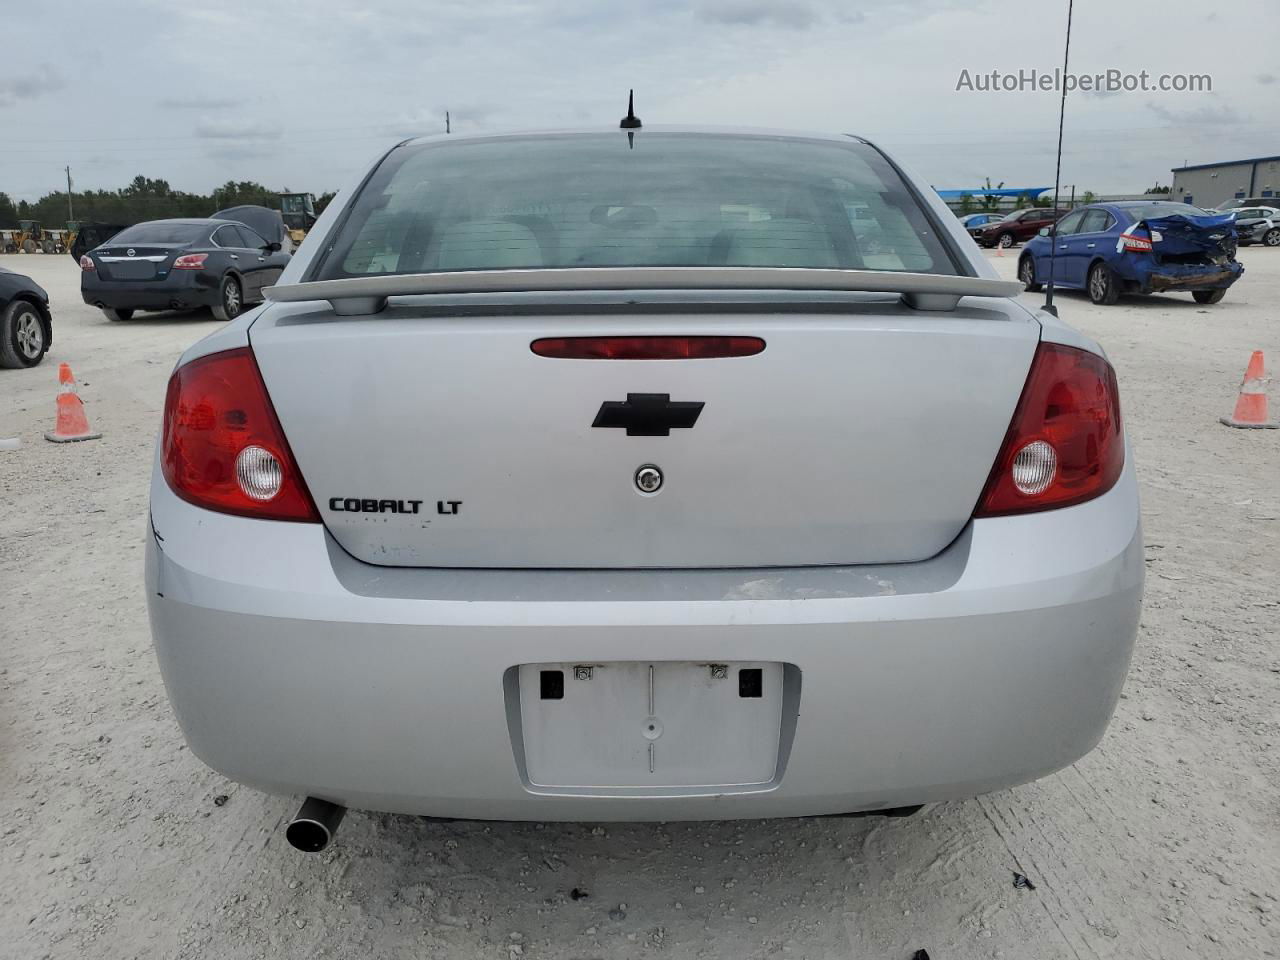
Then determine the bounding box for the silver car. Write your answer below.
[1231,206,1280,247]
[147,124,1142,850]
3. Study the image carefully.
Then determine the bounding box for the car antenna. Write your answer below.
[620,89,641,148]
[1042,0,1074,318]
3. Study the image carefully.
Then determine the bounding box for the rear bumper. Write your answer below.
[146,453,1143,821]
[81,272,216,311]
[1117,258,1244,293]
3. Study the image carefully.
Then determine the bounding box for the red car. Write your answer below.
[974,208,1065,249]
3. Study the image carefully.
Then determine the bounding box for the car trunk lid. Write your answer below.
[249,292,1039,569]
[1140,212,1237,266]
[91,244,189,281]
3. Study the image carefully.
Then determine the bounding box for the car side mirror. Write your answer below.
[265,241,282,252]
[1038,227,1051,237]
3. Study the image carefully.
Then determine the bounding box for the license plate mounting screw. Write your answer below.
[709,664,729,680]
[574,665,593,681]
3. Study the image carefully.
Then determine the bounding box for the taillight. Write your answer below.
[161,347,319,522]
[1119,230,1153,253]
[79,255,96,272]
[531,336,765,360]
[974,342,1123,517]
[172,253,208,270]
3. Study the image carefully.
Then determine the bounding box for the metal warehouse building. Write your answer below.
[1170,155,1280,208]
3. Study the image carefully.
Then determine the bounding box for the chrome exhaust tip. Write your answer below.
[285,797,346,852]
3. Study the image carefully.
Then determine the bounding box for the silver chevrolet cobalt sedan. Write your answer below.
[146,118,1142,851]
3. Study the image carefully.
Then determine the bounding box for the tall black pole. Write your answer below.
[1043,0,1074,317]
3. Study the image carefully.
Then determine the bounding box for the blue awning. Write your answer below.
[935,187,1051,199]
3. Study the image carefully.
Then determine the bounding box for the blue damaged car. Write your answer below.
[1018,201,1243,305]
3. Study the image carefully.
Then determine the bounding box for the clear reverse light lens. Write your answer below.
[235,445,283,501]
[974,343,1123,517]
[162,347,319,521]
[1011,440,1056,495]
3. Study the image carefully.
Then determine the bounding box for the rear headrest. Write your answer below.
[720,218,838,268]
[435,220,543,270]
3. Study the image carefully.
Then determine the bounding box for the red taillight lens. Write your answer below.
[79,255,96,272]
[172,253,208,270]
[531,336,765,360]
[974,342,1123,517]
[1119,230,1153,253]
[161,347,319,522]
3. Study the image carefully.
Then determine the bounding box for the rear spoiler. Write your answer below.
[264,267,1023,316]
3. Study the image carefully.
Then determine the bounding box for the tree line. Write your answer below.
[0,176,336,229]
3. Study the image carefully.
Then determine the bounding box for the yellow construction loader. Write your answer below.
[42,229,68,254]
[278,193,317,248]
[15,220,43,254]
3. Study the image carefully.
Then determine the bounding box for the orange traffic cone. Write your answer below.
[44,363,102,443]
[1220,351,1277,429]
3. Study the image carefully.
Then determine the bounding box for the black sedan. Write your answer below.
[80,218,291,322]
[0,266,52,368]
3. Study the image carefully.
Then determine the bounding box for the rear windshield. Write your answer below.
[1122,203,1209,220]
[314,133,959,279]
[108,223,208,244]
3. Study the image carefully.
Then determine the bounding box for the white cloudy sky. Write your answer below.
[3,0,1276,201]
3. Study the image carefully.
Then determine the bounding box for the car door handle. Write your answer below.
[1086,243,1096,248]
[258,256,267,262]
[229,254,239,260]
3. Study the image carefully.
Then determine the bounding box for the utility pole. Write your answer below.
[445,111,451,134]
[65,166,74,221]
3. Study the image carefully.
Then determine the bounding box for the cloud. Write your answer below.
[695,0,819,29]
[378,103,502,139]
[1145,100,1244,126]
[5,0,1279,201]
[0,69,63,108]
[205,144,276,163]
[160,95,239,110]
[0,78,43,108]
[193,118,283,140]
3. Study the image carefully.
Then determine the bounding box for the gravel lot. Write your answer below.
[2,249,1277,959]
